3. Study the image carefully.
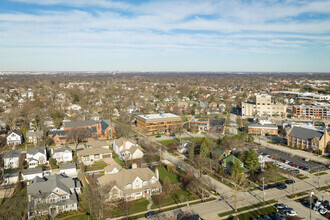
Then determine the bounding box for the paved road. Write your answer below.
[228,113,238,135]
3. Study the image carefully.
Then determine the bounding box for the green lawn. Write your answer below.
[233,206,277,220]
[158,139,179,148]
[58,213,90,220]
[112,153,125,167]
[110,198,149,217]
[85,160,108,172]
[314,172,327,176]
[158,167,180,184]
[218,200,277,217]
[151,189,195,209]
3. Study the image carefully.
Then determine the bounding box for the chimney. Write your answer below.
[132,162,137,169]
[155,167,159,180]
[123,141,126,150]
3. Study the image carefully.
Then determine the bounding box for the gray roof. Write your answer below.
[27,147,46,155]
[248,123,278,129]
[64,120,98,128]
[3,150,21,159]
[288,126,324,141]
[52,145,72,153]
[59,163,76,170]
[4,172,20,178]
[27,174,80,198]
[26,131,43,137]
[23,167,43,175]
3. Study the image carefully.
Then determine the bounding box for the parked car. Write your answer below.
[274,204,288,209]
[284,210,297,216]
[285,179,295,184]
[285,160,290,164]
[303,158,310,161]
[269,214,276,220]
[322,200,329,207]
[288,162,294,166]
[275,213,286,220]
[155,135,161,138]
[303,167,310,171]
[325,212,330,219]
[319,208,327,215]
[292,164,297,167]
[299,166,305,170]
[145,211,157,219]
[276,183,287,190]
[264,215,272,220]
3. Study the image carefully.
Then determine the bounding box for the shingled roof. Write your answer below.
[288,126,323,141]
[3,150,21,158]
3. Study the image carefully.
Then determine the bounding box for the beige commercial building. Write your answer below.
[241,94,286,117]
[136,113,183,134]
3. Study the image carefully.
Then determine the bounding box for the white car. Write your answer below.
[285,211,297,216]
[319,208,327,215]
[303,158,310,161]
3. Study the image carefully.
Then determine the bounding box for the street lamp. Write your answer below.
[309,191,314,220]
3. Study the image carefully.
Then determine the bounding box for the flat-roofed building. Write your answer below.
[241,94,286,117]
[188,119,210,132]
[293,104,330,119]
[136,113,182,134]
[247,119,278,135]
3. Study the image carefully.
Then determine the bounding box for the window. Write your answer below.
[94,154,100,159]
[84,156,89,161]
[125,184,132,189]
[143,181,148,186]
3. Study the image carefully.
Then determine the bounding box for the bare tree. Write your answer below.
[67,128,91,151]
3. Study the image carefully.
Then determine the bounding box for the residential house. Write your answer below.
[104,163,122,174]
[27,174,81,218]
[287,126,330,154]
[3,150,21,169]
[59,163,77,177]
[84,139,109,149]
[26,130,44,145]
[22,167,43,181]
[77,146,112,165]
[26,147,47,168]
[177,140,192,154]
[113,138,144,161]
[6,130,24,146]
[2,172,19,185]
[97,167,162,201]
[220,155,248,173]
[51,146,72,163]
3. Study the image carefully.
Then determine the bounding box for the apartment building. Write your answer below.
[136,113,182,134]
[188,119,210,132]
[241,94,286,117]
[293,104,330,119]
[287,126,330,154]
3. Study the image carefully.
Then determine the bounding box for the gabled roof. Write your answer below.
[3,150,21,159]
[77,146,112,157]
[23,167,43,175]
[288,126,323,141]
[48,130,69,138]
[59,163,76,170]
[84,140,108,148]
[64,120,98,128]
[98,168,161,194]
[26,131,43,137]
[104,163,122,173]
[52,145,72,153]
[8,130,23,137]
[221,154,243,165]
[27,147,46,155]
[27,174,80,199]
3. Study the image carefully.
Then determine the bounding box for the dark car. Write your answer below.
[169,134,175,137]
[303,167,310,171]
[155,135,161,138]
[289,162,294,166]
[285,179,295,184]
[323,200,329,207]
[267,184,277,189]
[145,211,157,219]
[276,183,287,190]
[275,213,286,220]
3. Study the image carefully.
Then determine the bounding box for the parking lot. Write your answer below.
[259,147,327,171]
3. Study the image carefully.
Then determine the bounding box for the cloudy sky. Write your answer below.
[0,0,330,72]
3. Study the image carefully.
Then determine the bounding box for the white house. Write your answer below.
[113,138,144,161]
[3,150,21,169]
[59,163,77,177]
[2,172,20,185]
[6,130,23,146]
[26,147,47,168]
[51,146,73,163]
[177,140,192,154]
[22,167,43,181]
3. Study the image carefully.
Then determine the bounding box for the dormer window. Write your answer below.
[125,184,132,189]
[143,181,148,186]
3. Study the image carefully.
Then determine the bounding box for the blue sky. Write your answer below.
[0,0,330,72]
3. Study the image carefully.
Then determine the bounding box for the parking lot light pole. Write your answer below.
[309,191,314,220]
